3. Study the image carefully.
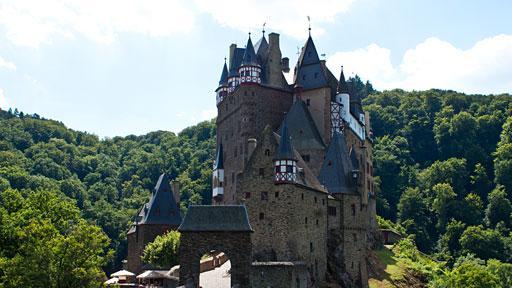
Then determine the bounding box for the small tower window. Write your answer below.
[259,168,264,176]
[306,99,311,106]
[261,191,268,201]
[259,212,265,220]
[301,193,304,200]
[351,204,356,216]
[310,242,313,252]
[265,149,271,156]
[328,206,336,216]
[316,219,319,225]
[305,217,308,225]
[275,191,279,198]
[314,72,318,79]
[314,197,317,203]
[245,192,251,199]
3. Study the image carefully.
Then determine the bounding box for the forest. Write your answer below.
[1,84,512,287]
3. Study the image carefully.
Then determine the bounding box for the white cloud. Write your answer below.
[0,88,9,109]
[194,0,355,39]
[0,56,16,70]
[200,109,217,121]
[327,34,512,94]
[0,0,196,48]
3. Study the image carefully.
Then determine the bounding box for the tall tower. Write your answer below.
[212,143,225,203]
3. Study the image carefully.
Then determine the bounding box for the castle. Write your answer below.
[211,30,377,287]
[125,30,377,288]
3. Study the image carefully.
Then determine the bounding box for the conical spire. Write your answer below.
[298,35,321,66]
[214,143,224,170]
[143,173,182,225]
[318,132,354,194]
[275,119,295,160]
[218,60,228,86]
[337,66,349,94]
[242,34,259,66]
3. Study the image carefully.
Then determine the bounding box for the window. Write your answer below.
[245,192,251,199]
[351,204,356,216]
[302,154,310,162]
[328,206,336,216]
[301,193,304,200]
[314,197,317,203]
[322,199,325,205]
[314,72,318,79]
[353,233,357,242]
[316,219,319,225]
[306,99,311,106]
[259,212,264,220]
[261,191,268,201]
[232,172,235,184]
[265,149,271,156]
[259,168,264,176]
[275,191,279,198]
[328,160,332,166]
[305,217,308,224]
[310,242,313,252]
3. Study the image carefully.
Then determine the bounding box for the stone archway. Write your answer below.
[178,205,253,288]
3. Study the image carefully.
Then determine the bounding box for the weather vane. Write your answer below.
[262,22,266,36]
[307,16,311,35]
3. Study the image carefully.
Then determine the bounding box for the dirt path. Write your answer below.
[199,260,231,288]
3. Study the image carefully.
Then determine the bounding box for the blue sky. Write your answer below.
[0,0,511,137]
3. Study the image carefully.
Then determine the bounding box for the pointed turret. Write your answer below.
[142,173,182,225]
[242,35,258,66]
[337,66,349,94]
[294,35,328,90]
[212,143,225,203]
[238,34,262,85]
[219,61,228,86]
[254,35,269,59]
[216,61,229,105]
[274,119,297,184]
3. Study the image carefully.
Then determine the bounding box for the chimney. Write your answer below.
[268,33,283,87]
[229,44,237,69]
[269,33,280,49]
[171,180,180,205]
[281,57,290,73]
[247,138,257,159]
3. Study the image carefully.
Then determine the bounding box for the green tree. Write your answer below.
[142,231,180,269]
[398,187,432,251]
[485,185,512,228]
[459,225,506,261]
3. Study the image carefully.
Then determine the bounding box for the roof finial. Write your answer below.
[307,16,311,36]
[224,57,227,64]
[341,65,343,72]
[262,22,266,36]
[248,31,251,38]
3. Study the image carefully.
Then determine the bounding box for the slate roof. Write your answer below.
[242,36,259,66]
[140,173,182,225]
[178,205,253,232]
[254,35,268,59]
[318,132,355,194]
[228,48,245,77]
[281,100,325,150]
[294,36,328,90]
[214,143,224,170]
[275,118,295,160]
[218,61,228,86]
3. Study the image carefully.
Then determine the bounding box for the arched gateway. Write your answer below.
[178,205,253,287]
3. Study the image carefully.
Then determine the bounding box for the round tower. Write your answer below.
[216,60,229,105]
[212,143,225,203]
[274,120,297,184]
[238,34,261,85]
